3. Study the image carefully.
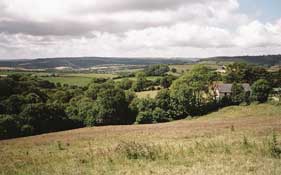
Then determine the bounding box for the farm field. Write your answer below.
[63,73,117,79]
[0,70,48,76]
[114,76,161,82]
[41,76,93,86]
[0,70,163,86]
[169,64,195,73]
[42,74,161,86]
[41,73,117,86]
[0,104,280,175]
[0,71,117,86]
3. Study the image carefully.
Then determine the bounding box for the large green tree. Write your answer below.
[132,72,148,92]
[224,63,269,84]
[20,103,73,134]
[231,83,245,105]
[86,81,115,100]
[94,87,134,125]
[160,75,176,89]
[144,64,170,76]
[170,65,218,113]
[251,79,272,103]
[117,78,133,90]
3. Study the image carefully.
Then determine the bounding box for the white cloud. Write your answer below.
[0,0,280,59]
[234,20,281,47]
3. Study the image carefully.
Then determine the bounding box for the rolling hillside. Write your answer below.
[200,55,281,66]
[1,54,280,70]
[0,57,192,69]
[0,104,280,175]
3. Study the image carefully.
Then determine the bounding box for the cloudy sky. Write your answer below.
[0,0,281,59]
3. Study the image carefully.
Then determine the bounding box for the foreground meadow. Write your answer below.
[0,104,281,175]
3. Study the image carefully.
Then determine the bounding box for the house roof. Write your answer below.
[217,84,232,93]
[216,83,251,93]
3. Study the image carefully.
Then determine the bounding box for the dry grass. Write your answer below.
[136,90,160,99]
[0,104,281,175]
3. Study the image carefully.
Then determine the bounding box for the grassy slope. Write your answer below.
[40,73,117,86]
[0,104,281,175]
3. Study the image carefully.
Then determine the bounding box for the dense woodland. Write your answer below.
[0,63,280,139]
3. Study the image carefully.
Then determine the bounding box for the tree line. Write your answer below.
[0,63,280,139]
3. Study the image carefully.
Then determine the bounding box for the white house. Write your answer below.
[214,83,251,99]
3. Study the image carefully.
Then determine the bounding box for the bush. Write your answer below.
[0,115,20,139]
[20,124,34,136]
[131,72,148,92]
[268,100,281,106]
[160,76,175,88]
[135,111,154,124]
[116,78,133,90]
[152,107,171,123]
[144,64,170,76]
[37,80,55,89]
[268,132,281,158]
[171,68,177,73]
[116,141,162,160]
[155,89,171,111]
[25,93,42,104]
[3,95,26,114]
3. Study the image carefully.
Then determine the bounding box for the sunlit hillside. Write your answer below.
[1,104,280,175]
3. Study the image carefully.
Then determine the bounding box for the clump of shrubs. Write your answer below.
[115,141,164,161]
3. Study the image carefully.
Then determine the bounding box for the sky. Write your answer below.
[0,0,281,59]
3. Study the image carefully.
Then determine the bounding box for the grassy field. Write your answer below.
[41,73,117,86]
[136,90,160,99]
[42,75,161,87]
[41,76,93,86]
[0,71,117,86]
[63,73,117,79]
[169,64,195,73]
[0,70,48,76]
[0,70,161,86]
[0,104,280,175]
[114,76,161,82]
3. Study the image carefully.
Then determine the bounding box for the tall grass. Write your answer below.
[0,104,280,175]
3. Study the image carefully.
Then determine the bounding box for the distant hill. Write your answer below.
[1,55,280,69]
[0,57,192,69]
[200,55,281,66]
